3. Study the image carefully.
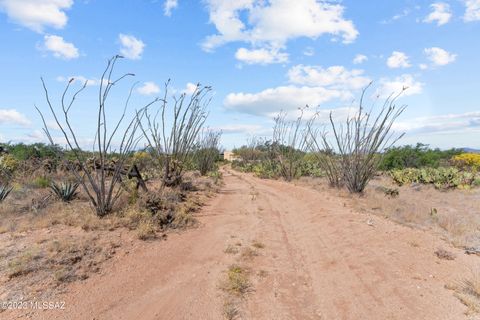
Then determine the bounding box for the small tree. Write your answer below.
[195,130,222,176]
[308,84,406,193]
[271,110,308,181]
[305,120,343,187]
[139,81,211,187]
[36,55,157,216]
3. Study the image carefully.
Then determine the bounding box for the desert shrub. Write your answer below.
[0,154,19,183]
[233,137,269,162]
[50,181,79,202]
[32,176,51,188]
[0,143,62,161]
[298,153,325,177]
[452,153,480,170]
[194,130,222,176]
[390,167,477,189]
[252,161,279,179]
[270,111,308,181]
[379,144,462,170]
[139,81,212,187]
[37,55,154,216]
[307,84,406,193]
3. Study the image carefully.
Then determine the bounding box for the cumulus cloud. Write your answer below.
[424,47,456,66]
[464,0,480,22]
[164,0,178,16]
[56,75,108,86]
[0,109,31,126]
[353,54,368,64]
[202,0,358,64]
[287,65,370,90]
[224,85,349,117]
[41,35,79,59]
[424,2,452,26]
[119,34,145,60]
[376,74,423,98]
[137,82,160,96]
[394,111,480,134]
[225,64,373,117]
[387,51,411,69]
[235,47,288,65]
[0,0,73,33]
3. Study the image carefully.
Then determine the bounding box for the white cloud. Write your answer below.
[56,75,108,86]
[464,0,480,22]
[419,63,429,70]
[202,0,358,64]
[287,65,370,90]
[214,124,267,135]
[164,0,178,16]
[353,54,368,64]
[137,82,160,96]
[0,109,31,126]
[225,86,350,117]
[235,47,288,65]
[0,0,73,33]
[387,51,411,69]
[424,47,456,66]
[303,46,315,56]
[119,34,145,60]
[42,34,79,59]
[183,82,198,95]
[394,111,480,134]
[376,74,423,98]
[381,8,411,24]
[424,2,452,26]
[225,63,373,117]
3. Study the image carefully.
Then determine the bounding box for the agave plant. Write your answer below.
[50,181,79,202]
[0,184,12,202]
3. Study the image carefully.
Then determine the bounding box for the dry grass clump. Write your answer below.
[0,232,119,301]
[251,240,265,249]
[224,245,239,255]
[221,265,251,296]
[434,248,456,260]
[448,269,480,315]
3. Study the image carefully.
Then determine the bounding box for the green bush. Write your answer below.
[32,176,51,188]
[390,167,477,189]
[380,143,462,170]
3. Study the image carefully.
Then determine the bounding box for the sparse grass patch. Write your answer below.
[240,247,258,260]
[136,220,157,240]
[251,240,265,249]
[222,265,251,296]
[224,245,239,255]
[449,269,480,315]
[32,176,51,188]
[7,250,38,278]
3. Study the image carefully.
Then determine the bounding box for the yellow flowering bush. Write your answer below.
[452,153,480,169]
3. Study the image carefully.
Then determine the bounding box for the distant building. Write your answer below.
[223,151,240,162]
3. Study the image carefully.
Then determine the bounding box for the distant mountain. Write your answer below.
[461,147,480,153]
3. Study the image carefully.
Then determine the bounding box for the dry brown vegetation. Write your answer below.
[0,168,220,305]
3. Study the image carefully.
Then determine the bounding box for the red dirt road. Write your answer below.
[10,169,476,319]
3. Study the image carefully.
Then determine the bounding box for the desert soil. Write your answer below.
[6,168,478,320]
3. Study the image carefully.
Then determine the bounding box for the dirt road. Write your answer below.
[14,169,476,319]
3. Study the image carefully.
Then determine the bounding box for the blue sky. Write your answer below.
[0,0,479,150]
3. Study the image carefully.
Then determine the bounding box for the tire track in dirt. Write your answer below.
[7,168,475,320]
